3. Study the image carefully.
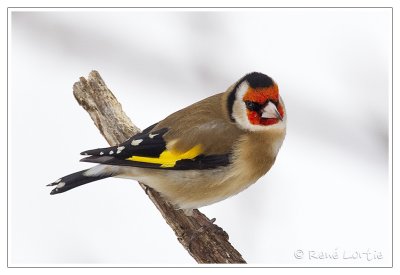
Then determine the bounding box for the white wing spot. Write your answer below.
[131,139,143,146]
[117,146,125,154]
[55,178,61,184]
[149,133,159,139]
[57,181,66,189]
[100,151,104,155]
[109,150,114,155]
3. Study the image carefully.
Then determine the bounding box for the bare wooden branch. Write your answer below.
[72,70,246,264]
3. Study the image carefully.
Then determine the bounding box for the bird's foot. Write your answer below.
[179,210,228,251]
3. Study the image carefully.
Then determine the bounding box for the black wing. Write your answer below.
[80,126,230,170]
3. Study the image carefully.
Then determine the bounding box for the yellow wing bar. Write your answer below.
[126,144,203,168]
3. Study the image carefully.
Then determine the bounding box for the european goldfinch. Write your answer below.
[48,72,287,212]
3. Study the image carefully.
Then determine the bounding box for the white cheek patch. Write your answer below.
[232,82,264,131]
[231,82,249,127]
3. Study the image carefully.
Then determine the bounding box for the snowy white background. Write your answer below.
[9,8,391,266]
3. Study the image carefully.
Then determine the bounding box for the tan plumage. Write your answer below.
[49,72,287,213]
[154,93,244,155]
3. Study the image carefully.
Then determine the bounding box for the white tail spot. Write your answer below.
[57,181,66,188]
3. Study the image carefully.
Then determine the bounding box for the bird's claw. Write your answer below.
[180,216,227,252]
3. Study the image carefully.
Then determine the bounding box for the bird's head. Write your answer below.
[227,72,286,132]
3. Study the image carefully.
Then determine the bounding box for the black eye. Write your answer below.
[245,101,262,112]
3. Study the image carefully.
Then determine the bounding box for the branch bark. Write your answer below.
[72,70,246,264]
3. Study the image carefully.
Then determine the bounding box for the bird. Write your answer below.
[48,72,287,214]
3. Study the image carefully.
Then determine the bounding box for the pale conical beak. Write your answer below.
[261,101,283,121]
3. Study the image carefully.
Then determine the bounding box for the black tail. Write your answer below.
[47,169,111,195]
